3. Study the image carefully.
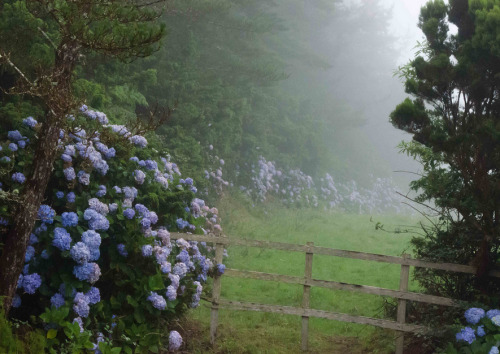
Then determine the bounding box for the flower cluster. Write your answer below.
[453,307,500,353]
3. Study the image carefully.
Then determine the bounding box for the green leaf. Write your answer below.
[148,274,164,291]
[126,295,138,307]
[47,329,57,339]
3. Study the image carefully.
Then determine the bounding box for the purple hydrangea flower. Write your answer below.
[38,205,55,224]
[50,293,65,308]
[22,273,42,294]
[12,172,26,184]
[62,212,78,227]
[169,331,182,351]
[147,292,166,310]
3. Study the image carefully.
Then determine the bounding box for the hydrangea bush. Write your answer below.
[446,307,500,354]
[0,108,224,352]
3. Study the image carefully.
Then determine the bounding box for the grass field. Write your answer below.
[182,197,425,353]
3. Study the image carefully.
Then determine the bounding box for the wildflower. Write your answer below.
[169,331,182,351]
[147,292,166,310]
[38,205,55,224]
[12,172,26,184]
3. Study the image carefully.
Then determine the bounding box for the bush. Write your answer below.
[0,107,223,352]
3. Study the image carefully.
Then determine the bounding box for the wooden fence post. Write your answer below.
[210,241,225,346]
[301,242,314,352]
[396,254,410,354]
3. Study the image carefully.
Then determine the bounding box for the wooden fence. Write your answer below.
[170,232,500,353]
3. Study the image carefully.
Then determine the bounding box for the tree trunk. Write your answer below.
[0,118,63,312]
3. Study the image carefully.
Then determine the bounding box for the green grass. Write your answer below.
[184,197,425,353]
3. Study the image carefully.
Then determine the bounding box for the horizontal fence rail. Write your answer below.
[169,232,500,353]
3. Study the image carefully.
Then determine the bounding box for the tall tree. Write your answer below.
[391,0,500,299]
[0,0,165,312]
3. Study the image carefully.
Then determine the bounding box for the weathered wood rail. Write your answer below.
[170,232,500,353]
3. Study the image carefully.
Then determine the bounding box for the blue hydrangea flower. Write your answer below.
[147,291,166,310]
[38,205,55,224]
[82,230,101,249]
[29,233,38,245]
[161,262,171,274]
[12,295,21,308]
[62,212,78,227]
[217,263,226,275]
[123,186,138,199]
[142,245,153,257]
[64,167,76,181]
[169,331,182,351]
[490,346,500,354]
[73,292,90,317]
[1,156,11,163]
[95,185,106,197]
[477,325,485,337]
[85,287,100,305]
[23,116,37,128]
[492,315,500,326]
[176,250,190,264]
[117,244,128,257]
[73,317,84,333]
[73,263,101,283]
[71,242,91,264]
[130,135,147,148]
[134,170,146,184]
[144,160,158,170]
[134,203,149,215]
[487,309,500,319]
[176,218,189,229]
[456,327,476,344]
[465,308,485,325]
[0,217,8,226]
[140,217,151,229]
[173,263,188,278]
[41,250,49,259]
[67,192,76,203]
[53,227,72,251]
[25,246,35,263]
[113,186,122,193]
[123,208,135,219]
[50,293,65,308]
[109,203,118,213]
[17,140,26,149]
[61,154,72,162]
[12,172,26,184]
[77,171,90,185]
[8,130,23,141]
[56,191,65,199]
[166,285,177,301]
[22,273,42,294]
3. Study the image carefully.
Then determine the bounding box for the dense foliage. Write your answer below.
[391,0,500,302]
